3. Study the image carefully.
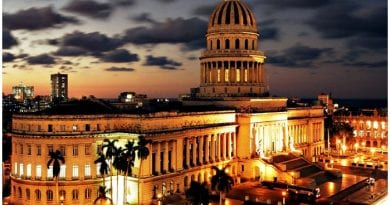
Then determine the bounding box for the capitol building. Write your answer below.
[10,0,325,204]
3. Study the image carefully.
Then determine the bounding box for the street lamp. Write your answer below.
[282,191,286,205]
[60,195,64,205]
[157,193,162,205]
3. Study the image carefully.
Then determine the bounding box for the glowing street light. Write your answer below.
[282,191,286,205]
[341,144,347,155]
[354,143,359,153]
[370,148,375,156]
[157,193,162,205]
[330,159,334,168]
[60,195,64,205]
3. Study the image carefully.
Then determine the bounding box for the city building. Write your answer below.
[318,93,334,114]
[51,73,68,102]
[9,1,325,204]
[12,83,34,103]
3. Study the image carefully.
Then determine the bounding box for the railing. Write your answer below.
[201,49,264,57]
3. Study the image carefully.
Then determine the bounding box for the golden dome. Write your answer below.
[208,0,257,33]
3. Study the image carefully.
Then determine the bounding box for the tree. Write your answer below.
[186,181,210,205]
[134,135,152,204]
[122,140,136,204]
[211,165,234,205]
[47,150,65,205]
[330,122,354,149]
[112,147,124,204]
[93,186,113,205]
[102,139,118,197]
[94,153,109,187]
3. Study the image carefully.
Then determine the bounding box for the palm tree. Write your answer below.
[102,139,118,197]
[186,181,210,205]
[134,135,152,204]
[93,186,113,205]
[94,153,109,187]
[122,140,136,204]
[47,150,65,205]
[112,147,124,204]
[211,165,234,205]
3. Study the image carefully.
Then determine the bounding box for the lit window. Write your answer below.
[244,69,248,82]
[85,188,92,199]
[72,165,79,178]
[72,125,78,131]
[225,69,229,82]
[20,164,24,177]
[60,165,66,179]
[366,121,371,129]
[14,162,18,175]
[373,121,378,129]
[209,70,212,82]
[47,166,53,179]
[59,190,66,200]
[36,165,42,178]
[381,122,386,129]
[236,69,240,82]
[35,190,41,200]
[85,164,91,177]
[96,163,101,176]
[217,69,221,82]
[27,164,31,178]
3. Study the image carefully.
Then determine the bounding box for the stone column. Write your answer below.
[254,63,258,83]
[141,143,152,177]
[232,132,237,157]
[163,141,169,172]
[192,137,197,166]
[241,62,245,83]
[199,135,204,164]
[210,135,215,162]
[227,132,232,159]
[205,135,210,163]
[222,133,227,160]
[156,142,161,174]
[222,61,226,83]
[216,134,220,161]
[176,138,183,170]
[185,138,190,168]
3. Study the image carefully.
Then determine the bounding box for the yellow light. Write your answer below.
[336,139,341,144]
[330,159,334,164]
[157,193,162,199]
[282,191,286,197]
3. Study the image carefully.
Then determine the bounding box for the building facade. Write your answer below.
[12,83,34,102]
[9,1,325,204]
[51,73,68,101]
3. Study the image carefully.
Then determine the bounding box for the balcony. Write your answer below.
[201,49,264,58]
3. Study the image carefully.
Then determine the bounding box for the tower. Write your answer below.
[199,0,267,98]
[51,73,68,101]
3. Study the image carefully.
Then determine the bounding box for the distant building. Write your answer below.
[318,93,334,114]
[112,92,147,109]
[12,83,34,102]
[51,73,68,102]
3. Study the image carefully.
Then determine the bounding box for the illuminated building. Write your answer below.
[12,83,34,102]
[51,73,68,101]
[9,1,324,204]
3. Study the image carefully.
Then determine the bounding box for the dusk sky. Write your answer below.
[2,0,388,99]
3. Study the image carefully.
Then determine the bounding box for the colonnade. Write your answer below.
[201,61,264,85]
[253,123,286,155]
[288,124,308,145]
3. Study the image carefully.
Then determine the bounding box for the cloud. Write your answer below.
[100,49,139,62]
[131,13,157,24]
[154,0,176,3]
[122,17,207,50]
[3,52,16,62]
[63,0,113,19]
[4,6,78,30]
[3,30,18,49]
[342,61,387,69]
[59,31,122,52]
[27,54,56,65]
[144,55,182,70]
[105,67,135,72]
[192,4,217,17]
[259,20,280,40]
[112,0,137,6]
[260,0,331,9]
[53,46,89,56]
[267,44,333,68]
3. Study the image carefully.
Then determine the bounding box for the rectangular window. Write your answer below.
[38,125,42,132]
[85,163,91,177]
[14,162,18,175]
[20,164,24,177]
[47,166,53,179]
[37,145,41,156]
[20,144,23,154]
[96,163,101,176]
[48,124,53,132]
[72,145,78,156]
[60,165,66,179]
[60,145,66,156]
[236,68,240,82]
[244,69,248,82]
[72,125,78,131]
[217,69,221,82]
[60,125,66,132]
[47,145,53,155]
[72,165,79,178]
[225,69,229,82]
[85,144,91,155]
[27,164,31,177]
[97,124,101,131]
[97,145,103,154]
[27,144,31,155]
[36,165,42,178]
[85,124,90,131]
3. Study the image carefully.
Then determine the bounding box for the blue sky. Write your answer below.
[2,0,388,99]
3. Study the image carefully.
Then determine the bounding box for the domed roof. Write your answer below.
[208,0,257,33]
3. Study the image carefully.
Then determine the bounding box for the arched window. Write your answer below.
[225,39,230,49]
[59,190,66,200]
[72,189,79,200]
[47,190,53,201]
[252,40,255,49]
[235,39,240,49]
[85,188,92,199]
[18,187,22,198]
[26,189,30,200]
[184,176,189,188]
[245,39,249,49]
[210,40,213,50]
[35,189,41,201]
[217,40,220,49]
